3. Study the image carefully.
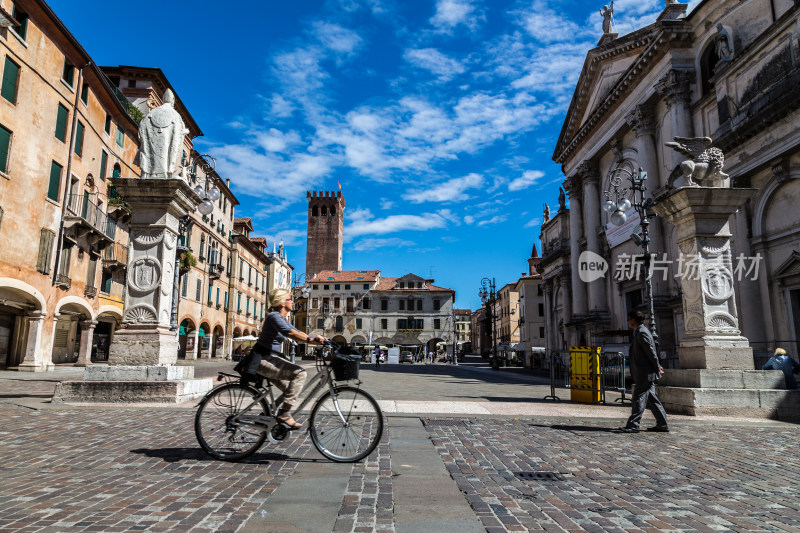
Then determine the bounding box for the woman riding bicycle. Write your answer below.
[234,288,327,429]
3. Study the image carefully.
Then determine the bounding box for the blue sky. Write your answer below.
[51,0,698,310]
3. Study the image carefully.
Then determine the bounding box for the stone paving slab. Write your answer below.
[423,417,800,532]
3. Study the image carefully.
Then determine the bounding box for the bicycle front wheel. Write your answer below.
[195,383,268,461]
[309,386,383,462]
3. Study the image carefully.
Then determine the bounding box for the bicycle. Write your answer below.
[194,342,384,463]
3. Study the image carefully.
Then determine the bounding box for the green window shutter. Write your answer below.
[47,161,62,201]
[62,61,74,86]
[216,288,220,306]
[224,292,228,307]
[181,274,188,297]
[74,121,84,156]
[2,57,20,104]
[196,280,201,301]
[112,164,120,178]
[0,124,11,174]
[86,256,97,287]
[55,104,68,142]
[100,151,107,181]
[36,228,56,274]
[11,6,28,40]
[116,128,124,147]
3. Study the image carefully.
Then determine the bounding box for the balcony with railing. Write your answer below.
[107,185,132,223]
[102,241,128,271]
[64,193,115,249]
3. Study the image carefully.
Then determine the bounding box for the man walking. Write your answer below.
[619,310,669,433]
[374,346,381,369]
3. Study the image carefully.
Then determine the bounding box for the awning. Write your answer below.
[198,329,206,337]
[178,325,185,335]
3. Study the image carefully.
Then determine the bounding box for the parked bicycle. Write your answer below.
[194,341,383,463]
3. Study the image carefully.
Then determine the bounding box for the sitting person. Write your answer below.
[235,289,327,429]
[762,348,800,389]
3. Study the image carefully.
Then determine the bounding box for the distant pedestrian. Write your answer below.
[619,310,669,433]
[374,346,381,369]
[762,348,800,389]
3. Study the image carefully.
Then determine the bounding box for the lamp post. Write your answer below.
[185,154,222,217]
[603,163,659,348]
[479,277,499,371]
[289,273,310,363]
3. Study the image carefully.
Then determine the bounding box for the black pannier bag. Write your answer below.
[331,346,361,381]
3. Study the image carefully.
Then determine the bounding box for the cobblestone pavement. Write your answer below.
[0,403,396,533]
[424,417,800,532]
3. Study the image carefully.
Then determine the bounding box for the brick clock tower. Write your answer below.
[306,190,345,278]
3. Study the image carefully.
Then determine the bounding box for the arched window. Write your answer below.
[112,163,121,178]
[331,207,336,216]
[335,315,343,332]
[312,205,318,216]
[321,206,328,216]
[700,42,719,96]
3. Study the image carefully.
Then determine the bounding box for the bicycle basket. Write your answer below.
[331,348,361,381]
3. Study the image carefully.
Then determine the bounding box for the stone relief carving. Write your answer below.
[702,266,734,302]
[128,257,162,293]
[700,241,730,256]
[707,312,739,332]
[124,304,158,324]
[164,231,177,250]
[665,137,730,188]
[134,230,164,246]
[161,261,174,297]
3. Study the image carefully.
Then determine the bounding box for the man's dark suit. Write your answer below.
[625,323,669,430]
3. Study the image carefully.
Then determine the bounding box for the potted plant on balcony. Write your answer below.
[179,250,197,275]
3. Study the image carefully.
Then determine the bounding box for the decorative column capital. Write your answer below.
[655,69,694,109]
[563,177,583,201]
[80,319,99,329]
[27,310,46,320]
[772,159,790,182]
[625,104,656,137]
[577,160,601,184]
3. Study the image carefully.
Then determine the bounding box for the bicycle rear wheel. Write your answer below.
[309,386,383,462]
[195,383,269,461]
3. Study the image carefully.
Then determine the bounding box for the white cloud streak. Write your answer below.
[404,48,465,81]
[403,173,483,203]
[508,170,544,191]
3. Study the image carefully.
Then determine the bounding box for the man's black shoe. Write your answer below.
[646,426,670,433]
[618,426,640,433]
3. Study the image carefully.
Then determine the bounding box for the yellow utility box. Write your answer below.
[569,346,601,403]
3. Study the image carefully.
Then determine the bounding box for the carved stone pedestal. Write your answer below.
[652,188,800,420]
[54,178,212,403]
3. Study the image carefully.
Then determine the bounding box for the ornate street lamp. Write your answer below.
[184,154,221,216]
[289,272,311,363]
[479,277,499,371]
[603,163,659,348]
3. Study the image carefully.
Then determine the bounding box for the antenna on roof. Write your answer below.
[429,266,435,278]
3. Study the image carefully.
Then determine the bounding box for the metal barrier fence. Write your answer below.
[544,349,629,404]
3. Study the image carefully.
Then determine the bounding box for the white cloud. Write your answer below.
[464,215,475,224]
[508,169,544,191]
[380,198,395,210]
[518,1,584,43]
[477,215,508,226]
[431,0,479,30]
[312,21,363,55]
[404,48,465,82]
[254,128,302,153]
[524,217,541,228]
[403,173,483,203]
[345,208,455,238]
[269,94,295,118]
[352,237,415,251]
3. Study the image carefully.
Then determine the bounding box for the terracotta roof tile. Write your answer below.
[311,270,380,282]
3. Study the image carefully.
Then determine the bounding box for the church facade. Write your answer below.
[541,0,800,366]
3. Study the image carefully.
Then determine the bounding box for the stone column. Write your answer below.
[626,104,671,294]
[543,282,553,353]
[653,188,755,369]
[560,275,573,346]
[579,162,607,313]
[565,179,587,318]
[655,70,694,170]
[75,320,98,367]
[17,311,48,372]
[107,178,200,366]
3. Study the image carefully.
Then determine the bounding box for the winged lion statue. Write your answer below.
[665,136,729,189]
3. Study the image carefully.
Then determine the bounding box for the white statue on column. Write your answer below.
[138,89,188,179]
[599,2,614,34]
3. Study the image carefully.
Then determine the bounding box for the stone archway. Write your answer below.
[0,278,47,370]
[199,322,211,359]
[212,325,224,358]
[94,306,122,363]
[179,318,197,360]
[52,297,94,365]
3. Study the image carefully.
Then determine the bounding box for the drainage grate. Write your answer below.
[423,419,464,427]
[514,471,565,481]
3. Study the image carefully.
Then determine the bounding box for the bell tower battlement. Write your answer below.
[306,190,345,278]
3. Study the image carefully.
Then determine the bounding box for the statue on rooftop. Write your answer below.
[715,24,733,64]
[543,203,551,222]
[138,89,188,179]
[599,2,614,34]
[558,187,566,210]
